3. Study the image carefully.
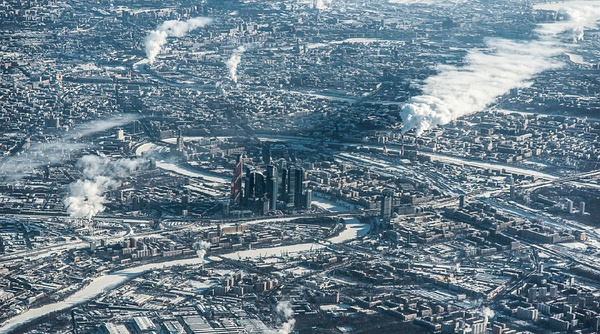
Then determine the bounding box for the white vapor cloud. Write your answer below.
[144,17,212,64]
[535,2,600,42]
[0,115,139,180]
[481,306,495,329]
[241,301,296,334]
[388,0,467,5]
[64,155,148,219]
[400,1,600,136]
[274,301,296,334]
[193,240,211,259]
[315,0,333,9]
[226,46,246,84]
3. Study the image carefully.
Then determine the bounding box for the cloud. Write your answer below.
[144,17,212,64]
[400,1,600,136]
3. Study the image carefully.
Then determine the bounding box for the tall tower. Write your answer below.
[381,190,393,221]
[262,143,271,164]
[176,131,184,151]
[247,171,265,199]
[266,165,278,211]
[287,167,297,206]
[281,167,289,200]
[231,154,244,205]
[509,175,516,200]
[293,167,305,209]
[303,189,312,209]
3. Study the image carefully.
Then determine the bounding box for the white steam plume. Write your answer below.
[226,46,246,83]
[400,2,600,136]
[481,306,495,329]
[315,0,333,9]
[535,2,600,42]
[274,301,296,334]
[388,0,467,5]
[144,17,212,64]
[64,155,148,219]
[0,115,139,180]
[193,240,211,259]
[240,301,295,334]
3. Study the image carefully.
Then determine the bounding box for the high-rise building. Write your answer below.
[304,189,312,209]
[176,131,184,151]
[231,154,244,205]
[509,176,515,200]
[266,165,278,210]
[281,167,288,200]
[245,171,266,200]
[292,167,305,208]
[262,143,271,164]
[287,167,297,206]
[381,190,393,221]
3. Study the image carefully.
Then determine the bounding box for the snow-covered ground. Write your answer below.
[155,161,229,184]
[328,217,370,243]
[222,217,370,260]
[222,242,324,260]
[0,257,206,333]
[311,195,355,213]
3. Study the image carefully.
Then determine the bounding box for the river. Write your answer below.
[0,215,370,333]
[0,257,205,334]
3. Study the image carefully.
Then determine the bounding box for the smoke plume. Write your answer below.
[64,155,148,219]
[144,17,212,64]
[226,46,246,83]
[400,2,600,136]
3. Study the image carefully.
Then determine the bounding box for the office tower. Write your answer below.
[246,171,265,199]
[288,167,304,208]
[266,165,278,210]
[281,167,288,200]
[262,142,271,164]
[176,131,184,151]
[287,167,296,206]
[304,189,312,209]
[381,190,393,220]
[231,154,244,205]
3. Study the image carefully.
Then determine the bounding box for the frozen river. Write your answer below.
[0,216,369,333]
[222,217,370,260]
[0,257,205,334]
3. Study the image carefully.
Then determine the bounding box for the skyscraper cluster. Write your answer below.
[230,153,311,214]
